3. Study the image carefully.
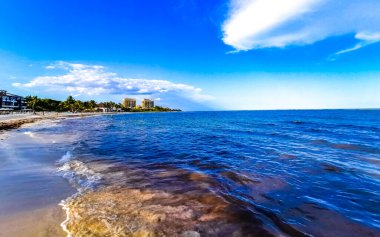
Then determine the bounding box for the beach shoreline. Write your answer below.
[0,205,68,237]
[0,112,125,131]
[0,113,102,237]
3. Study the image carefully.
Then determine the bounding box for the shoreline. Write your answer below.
[0,205,69,237]
[0,121,80,237]
[0,112,125,131]
[0,111,136,237]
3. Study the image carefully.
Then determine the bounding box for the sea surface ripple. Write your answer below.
[55,110,380,237]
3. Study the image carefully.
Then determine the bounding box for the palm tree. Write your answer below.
[26,96,39,113]
[73,100,84,112]
[88,100,97,111]
[64,96,76,112]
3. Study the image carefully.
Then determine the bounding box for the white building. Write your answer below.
[122,98,137,108]
[0,90,27,110]
[141,99,154,109]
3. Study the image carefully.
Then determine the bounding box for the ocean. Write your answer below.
[1,110,380,236]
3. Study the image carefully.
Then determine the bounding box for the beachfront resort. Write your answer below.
[0,90,28,112]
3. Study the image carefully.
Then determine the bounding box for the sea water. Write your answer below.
[5,110,380,236]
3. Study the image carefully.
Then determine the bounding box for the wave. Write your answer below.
[57,158,103,192]
[57,151,105,237]
[57,151,73,164]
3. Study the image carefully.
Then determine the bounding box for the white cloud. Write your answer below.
[335,32,380,55]
[13,61,213,102]
[45,65,56,69]
[222,0,380,53]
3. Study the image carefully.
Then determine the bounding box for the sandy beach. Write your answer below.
[0,112,122,131]
[0,113,117,237]
[0,205,67,237]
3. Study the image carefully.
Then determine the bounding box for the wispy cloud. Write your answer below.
[335,32,380,55]
[13,61,213,102]
[222,0,380,54]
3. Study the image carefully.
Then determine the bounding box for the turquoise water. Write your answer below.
[13,110,380,236]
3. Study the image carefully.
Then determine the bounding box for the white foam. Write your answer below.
[59,199,72,237]
[57,151,104,237]
[57,160,103,192]
[57,151,104,192]
[58,151,73,164]
[23,131,36,138]
[57,150,112,236]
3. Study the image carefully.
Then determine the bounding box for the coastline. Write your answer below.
[0,205,68,237]
[0,113,101,237]
[0,112,124,131]
[0,111,164,237]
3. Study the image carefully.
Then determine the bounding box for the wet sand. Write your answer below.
[0,113,128,237]
[0,205,66,237]
[0,121,77,237]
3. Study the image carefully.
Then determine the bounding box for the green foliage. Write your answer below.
[25,96,61,111]
[24,96,181,113]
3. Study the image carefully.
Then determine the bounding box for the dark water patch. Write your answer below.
[322,164,341,173]
[311,139,330,145]
[311,139,380,154]
[280,154,297,159]
[189,161,230,171]
[287,203,380,237]
[220,171,261,186]
[340,123,380,132]
[264,123,276,126]
[215,150,231,156]
[363,157,380,165]
[291,120,305,125]
[331,143,380,154]
[256,206,312,237]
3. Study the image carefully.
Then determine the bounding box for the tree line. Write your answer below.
[25,96,180,112]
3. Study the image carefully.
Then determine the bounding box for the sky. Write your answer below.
[1,0,380,110]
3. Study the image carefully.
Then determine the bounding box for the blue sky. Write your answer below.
[1,0,380,110]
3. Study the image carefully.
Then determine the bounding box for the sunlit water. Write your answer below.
[4,111,380,236]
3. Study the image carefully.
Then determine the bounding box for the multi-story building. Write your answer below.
[122,98,137,108]
[141,99,154,109]
[0,90,27,110]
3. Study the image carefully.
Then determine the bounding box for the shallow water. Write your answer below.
[0,120,76,237]
[3,110,380,236]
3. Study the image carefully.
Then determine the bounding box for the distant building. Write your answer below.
[0,90,27,110]
[122,98,136,108]
[95,107,122,113]
[96,107,111,113]
[141,99,154,109]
